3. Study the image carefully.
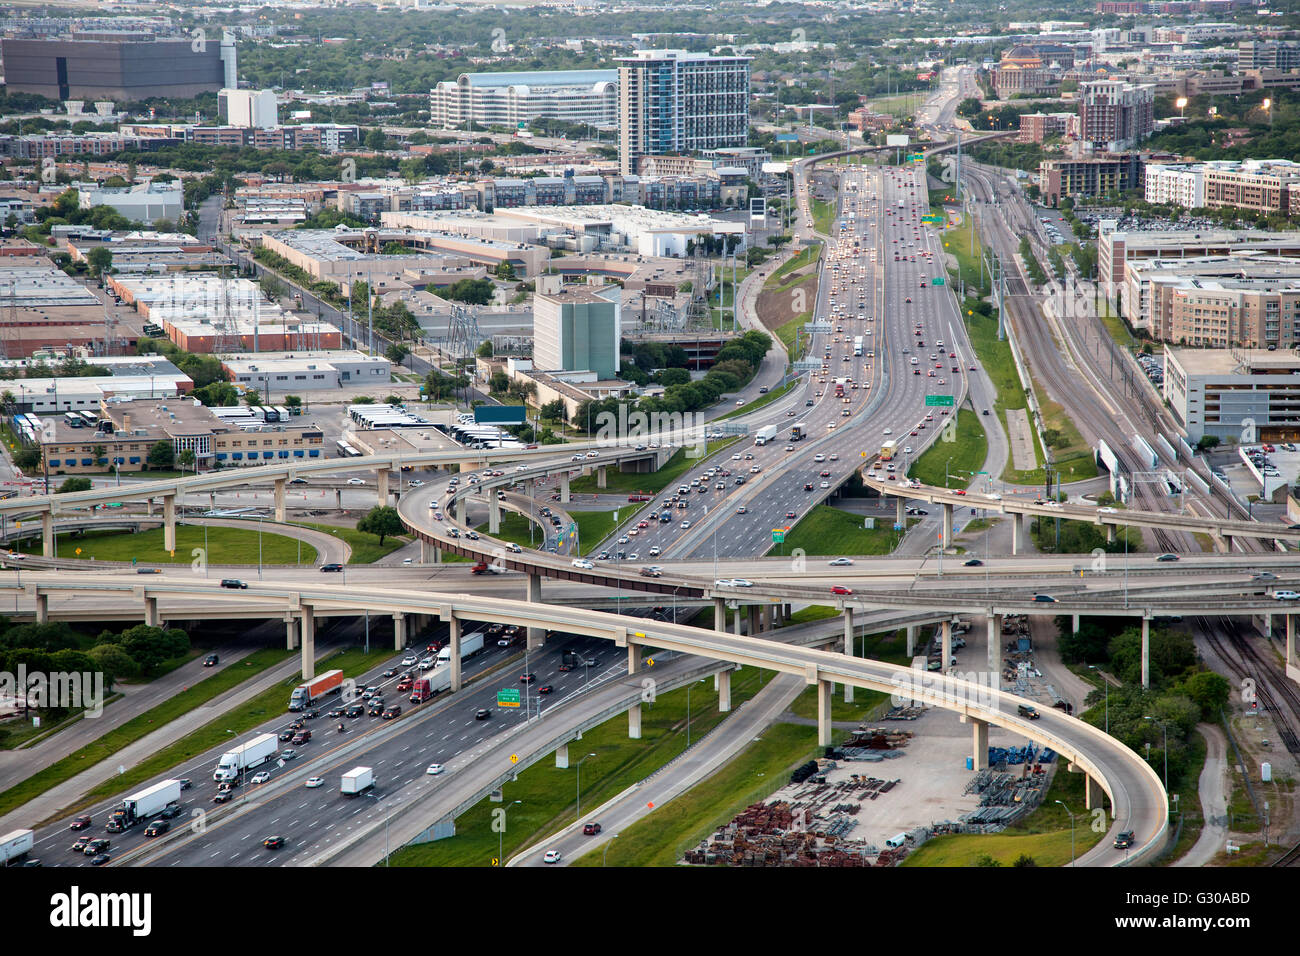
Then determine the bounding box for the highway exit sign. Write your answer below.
[771,529,786,543]
[925,395,955,407]
[497,689,520,708]
[931,276,945,286]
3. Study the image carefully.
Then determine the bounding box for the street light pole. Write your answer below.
[1055,800,1077,867]
[575,752,595,820]
[603,832,620,866]
[1144,716,1169,793]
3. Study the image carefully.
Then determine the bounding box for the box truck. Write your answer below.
[288,669,344,711]
[341,766,374,796]
[790,423,808,441]
[111,779,181,829]
[409,665,452,704]
[754,425,777,446]
[437,631,484,664]
[214,732,278,782]
[0,829,33,865]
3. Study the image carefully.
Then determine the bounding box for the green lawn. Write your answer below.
[780,505,916,557]
[811,198,834,236]
[388,667,774,867]
[573,503,648,554]
[571,722,817,867]
[908,408,989,488]
[774,298,815,359]
[475,511,543,550]
[712,380,799,421]
[787,681,889,723]
[289,521,406,564]
[781,605,839,626]
[764,244,822,289]
[11,524,317,565]
[0,646,293,821]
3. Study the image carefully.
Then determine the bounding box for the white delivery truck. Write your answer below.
[341,766,374,796]
[754,425,778,446]
[213,732,279,782]
[0,829,33,865]
[111,779,182,829]
[437,631,485,664]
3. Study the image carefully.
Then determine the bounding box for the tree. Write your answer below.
[146,441,174,470]
[259,274,287,302]
[658,367,691,387]
[13,444,40,473]
[1181,671,1230,719]
[357,505,403,545]
[385,342,410,367]
[956,97,983,118]
[244,389,262,407]
[86,246,113,277]
[476,341,494,359]
[283,395,302,412]
[92,444,107,466]
[56,477,91,493]
[489,371,510,394]
[178,449,196,473]
[495,260,516,280]
[193,381,239,407]
[540,399,566,422]
[364,128,388,151]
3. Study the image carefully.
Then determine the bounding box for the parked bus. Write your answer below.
[335,440,361,458]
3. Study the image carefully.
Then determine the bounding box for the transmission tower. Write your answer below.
[446,303,483,359]
[210,270,244,355]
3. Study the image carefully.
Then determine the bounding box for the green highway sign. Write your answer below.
[924,395,955,407]
[497,689,521,708]
[771,529,786,543]
[921,214,944,224]
[907,153,925,163]
[932,276,945,286]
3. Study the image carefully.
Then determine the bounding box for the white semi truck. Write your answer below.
[213,732,278,782]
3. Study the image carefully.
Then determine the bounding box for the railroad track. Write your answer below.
[1270,838,1300,866]
[1196,615,1300,755]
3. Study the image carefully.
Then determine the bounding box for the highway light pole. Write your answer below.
[1055,800,1077,867]
[603,832,619,866]
[1144,716,1169,793]
[362,791,392,865]
[575,752,596,820]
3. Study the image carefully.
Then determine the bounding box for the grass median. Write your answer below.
[780,505,916,557]
[908,408,988,488]
[567,438,741,497]
[11,525,318,566]
[289,521,405,564]
[388,667,774,867]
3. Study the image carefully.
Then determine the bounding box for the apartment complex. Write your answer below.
[1039,152,1145,205]
[532,275,621,379]
[1077,80,1155,150]
[119,123,360,152]
[1164,348,1300,443]
[429,69,618,130]
[617,50,751,177]
[1097,227,1300,302]
[1121,254,1300,339]
[219,89,278,129]
[1017,112,1075,144]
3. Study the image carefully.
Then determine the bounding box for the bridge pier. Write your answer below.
[526,575,544,649]
[209,492,216,511]
[596,466,607,490]
[1221,533,1234,553]
[274,478,286,523]
[421,538,441,563]
[747,604,760,636]
[844,607,855,703]
[1140,614,1151,689]
[906,624,916,656]
[555,742,569,769]
[300,605,315,680]
[718,666,732,712]
[41,512,54,558]
[941,619,952,672]
[162,494,176,554]
[335,489,342,510]
[895,496,906,525]
[449,616,462,692]
[1084,772,1106,812]
[714,598,726,632]
[971,717,989,771]
[393,612,406,650]
[377,469,389,507]
[285,616,299,651]
[763,605,773,631]
[144,595,159,627]
[817,679,833,747]
[34,591,47,624]
[987,612,1001,670]
[941,502,953,549]
[1011,513,1024,555]
[733,603,743,636]
[559,473,570,504]
[1287,615,1296,670]
[1106,525,1116,545]
[488,495,501,535]
[1071,613,1080,634]
[627,643,642,739]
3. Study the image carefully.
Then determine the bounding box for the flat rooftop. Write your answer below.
[1168,347,1300,376]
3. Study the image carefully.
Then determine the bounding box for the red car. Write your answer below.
[583,822,602,836]
[830,585,854,595]
[953,490,967,496]
[785,511,797,519]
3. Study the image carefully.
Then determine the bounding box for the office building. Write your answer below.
[222,351,391,393]
[0,36,230,100]
[219,89,278,129]
[1203,159,1300,216]
[1121,254,1300,338]
[1098,227,1300,302]
[1164,348,1300,443]
[532,275,621,379]
[429,69,618,130]
[1238,40,1300,72]
[1077,80,1155,150]
[76,181,183,225]
[617,50,750,177]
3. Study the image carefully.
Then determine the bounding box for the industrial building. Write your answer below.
[0,34,234,100]
[532,275,621,380]
[1164,348,1300,443]
[75,181,184,226]
[221,351,391,393]
[618,50,751,176]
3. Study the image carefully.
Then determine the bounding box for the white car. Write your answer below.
[714,578,735,587]
[882,428,892,435]
[732,453,742,460]
[1274,590,1300,601]
[418,656,436,670]
[814,454,826,462]
[250,771,271,785]
[305,777,325,789]
[680,520,691,529]
[571,558,595,570]
[426,764,444,775]
[506,543,522,554]
[346,478,366,486]
[1099,507,1117,514]
[828,557,854,566]
[731,579,754,588]
[401,655,418,667]
[544,849,562,864]
[648,546,661,556]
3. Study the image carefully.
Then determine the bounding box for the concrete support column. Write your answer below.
[34,592,48,624]
[941,502,953,549]
[526,574,544,649]
[162,494,176,554]
[844,607,856,703]
[718,667,732,712]
[941,619,952,672]
[274,478,286,523]
[733,603,743,636]
[144,596,159,627]
[209,492,216,510]
[393,613,406,651]
[1011,512,1024,555]
[714,598,726,632]
[1287,614,1296,669]
[987,612,1001,671]
[627,642,642,739]
[335,489,342,510]
[300,605,315,680]
[449,616,462,693]
[895,496,906,524]
[1084,772,1105,812]
[146,498,154,517]
[488,495,500,535]
[747,604,759,636]
[596,465,607,490]
[1071,613,1080,634]
[972,717,989,771]
[1140,614,1151,689]
[559,473,570,504]
[555,742,569,769]
[376,469,389,506]
[817,678,833,747]
[1222,533,1234,553]
[905,624,916,657]
[285,617,299,651]
[1106,524,1116,545]
[763,605,773,632]
[41,512,54,558]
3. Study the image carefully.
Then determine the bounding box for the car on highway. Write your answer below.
[1254,571,1278,581]
[1114,830,1135,849]
[70,815,92,831]
[1032,594,1058,603]
[583,822,602,836]
[1155,553,1179,562]
[830,585,854,596]
[263,836,285,850]
[250,771,271,785]
[89,853,111,866]
[544,849,562,864]
[475,708,491,720]
[212,791,233,804]
[964,559,984,567]
[828,557,854,566]
[220,579,248,590]
[203,654,219,667]
[1273,590,1300,601]
[320,563,344,572]
[305,776,325,788]
[143,820,169,837]
[347,478,366,486]
[571,558,595,570]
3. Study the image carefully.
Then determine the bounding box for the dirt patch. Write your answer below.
[757,274,818,333]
